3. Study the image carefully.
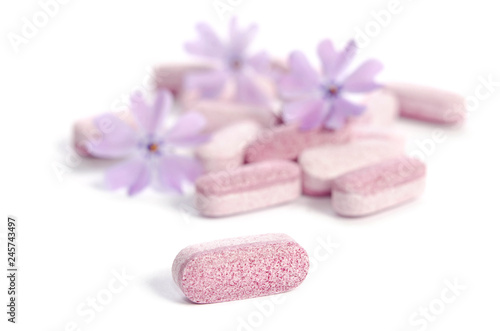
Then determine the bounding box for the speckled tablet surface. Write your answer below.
[172,233,309,304]
[195,160,301,217]
[332,156,426,216]
[244,124,352,163]
[299,139,406,196]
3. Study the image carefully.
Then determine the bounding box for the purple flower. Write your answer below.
[279,39,383,130]
[92,91,209,195]
[184,18,271,106]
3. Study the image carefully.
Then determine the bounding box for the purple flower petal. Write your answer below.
[324,107,346,130]
[185,23,224,59]
[342,59,384,92]
[164,112,209,147]
[317,39,340,78]
[228,17,258,55]
[282,99,327,131]
[325,97,366,129]
[184,70,228,99]
[234,72,269,105]
[158,155,204,193]
[336,97,366,116]
[325,40,357,80]
[279,51,320,98]
[130,90,172,134]
[247,51,271,75]
[104,158,151,195]
[91,114,137,158]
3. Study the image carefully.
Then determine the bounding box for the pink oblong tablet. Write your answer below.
[332,156,426,216]
[386,82,466,125]
[179,74,279,110]
[172,233,309,304]
[73,112,136,157]
[350,89,399,128]
[185,101,277,133]
[244,124,352,163]
[195,120,263,172]
[350,126,406,145]
[299,140,406,196]
[195,160,301,217]
[154,63,212,97]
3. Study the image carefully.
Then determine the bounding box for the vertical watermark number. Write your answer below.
[7,216,17,323]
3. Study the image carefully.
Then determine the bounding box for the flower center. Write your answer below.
[230,58,242,71]
[147,142,160,154]
[328,86,338,95]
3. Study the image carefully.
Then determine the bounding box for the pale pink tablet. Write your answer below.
[179,75,279,110]
[350,126,406,146]
[172,233,309,304]
[350,88,399,127]
[154,63,212,97]
[195,160,301,217]
[186,101,277,133]
[244,124,352,163]
[196,120,263,172]
[73,112,135,157]
[332,156,426,217]
[299,140,406,196]
[386,82,466,125]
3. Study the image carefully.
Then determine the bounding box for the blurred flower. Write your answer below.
[279,39,383,130]
[184,18,271,105]
[92,91,209,195]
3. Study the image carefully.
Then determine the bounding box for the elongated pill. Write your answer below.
[245,124,352,163]
[73,112,135,157]
[332,156,426,216]
[179,74,279,110]
[172,233,309,304]
[350,127,406,145]
[154,63,212,97]
[299,140,405,196]
[195,160,301,217]
[196,120,262,172]
[186,101,276,133]
[386,83,466,125]
[350,89,399,127]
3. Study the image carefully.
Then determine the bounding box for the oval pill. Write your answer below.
[244,124,352,163]
[332,156,426,216]
[185,101,277,133]
[299,140,406,196]
[172,233,309,304]
[195,160,301,217]
[386,83,466,125]
[195,120,262,172]
[154,63,212,97]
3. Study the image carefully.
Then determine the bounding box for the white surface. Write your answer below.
[1,0,500,330]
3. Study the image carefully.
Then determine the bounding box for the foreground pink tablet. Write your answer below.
[172,233,309,304]
[244,124,352,163]
[299,140,406,196]
[386,83,466,125]
[154,63,212,97]
[195,120,262,172]
[195,160,301,217]
[186,101,277,133]
[332,156,426,216]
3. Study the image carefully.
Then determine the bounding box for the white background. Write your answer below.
[2,0,500,330]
